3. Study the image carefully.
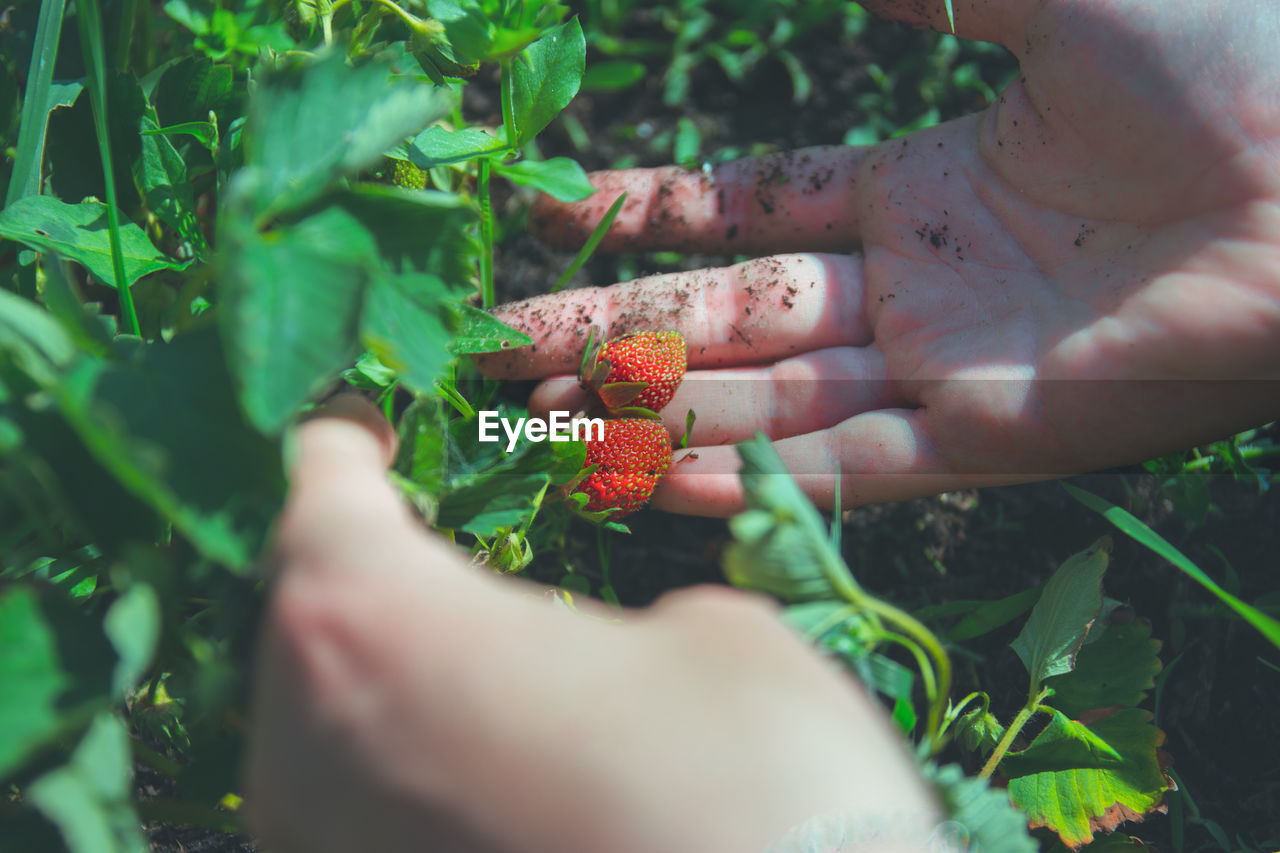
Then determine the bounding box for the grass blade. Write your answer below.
[76,0,140,335]
[1062,481,1280,650]
[551,191,625,293]
[5,0,68,206]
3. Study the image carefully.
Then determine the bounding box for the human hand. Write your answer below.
[477,0,1280,516]
[244,396,941,853]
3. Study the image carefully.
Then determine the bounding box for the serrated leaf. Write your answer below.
[360,272,453,394]
[1007,708,1171,849]
[220,205,376,433]
[1000,708,1124,777]
[1045,610,1163,719]
[423,0,493,67]
[506,18,585,145]
[0,196,186,289]
[28,713,148,853]
[448,303,533,354]
[243,51,451,218]
[493,157,593,201]
[922,762,1038,853]
[1011,537,1111,686]
[409,126,508,168]
[723,435,855,602]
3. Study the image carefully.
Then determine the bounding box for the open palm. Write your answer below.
[479,0,1280,516]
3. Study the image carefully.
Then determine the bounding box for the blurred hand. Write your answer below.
[477,0,1280,516]
[245,396,940,853]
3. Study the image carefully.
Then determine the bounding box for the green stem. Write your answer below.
[78,0,140,335]
[478,157,495,308]
[857,594,952,749]
[1181,444,1280,472]
[979,685,1052,779]
[114,0,137,71]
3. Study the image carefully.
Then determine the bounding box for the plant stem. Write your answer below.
[1181,444,1280,472]
[858,594,953,748]
[478,157,495,308]
[78,0,141,335]
[979,685,1052,779]
[114,0,137,71]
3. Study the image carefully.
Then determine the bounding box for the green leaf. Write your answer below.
[723,435,856,602]
[581,59,646,93]
[28,713,148,853]
[448,303,533,354]
[409,125,509,168]
[723,510,835,601]
[922,763,1038,853]
[1062,481,1280,651]
[334,184,476,282]
[423,0,493,68]
[1045,610,1163,719]
[103,584,160,695]
[54,327,284,569]
[493,156,593,201]
[220,205,377,433]
[395,395,449,497]
[360,273,454,394]
[0,196,186,289]
[946,583,1044,642]
[137,107,208,259]
[506,17,585,145]
[1010,537,1111,686]
[1007,708,1171,848]
[243,51,451,218]
[149,55,235,127]
[673,116,701,166]
[0,586,116,780]
[434,415,578,535]
[5,0,69,206]
[142,119,219,151]
[0,287,76,384]
[1000,708,1124,776]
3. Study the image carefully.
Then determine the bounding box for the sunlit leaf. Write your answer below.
[1010,537,1110,685]
[0,196,186,289]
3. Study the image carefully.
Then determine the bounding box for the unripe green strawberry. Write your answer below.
[579,329,686,416]
[570,418,672,517]
[388,158,427,190]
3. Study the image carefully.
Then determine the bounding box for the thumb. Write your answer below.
[858,0,1031,47]
[272,394,416,577]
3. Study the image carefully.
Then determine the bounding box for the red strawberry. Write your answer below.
[569,418,672,517]
[579,328,686,416]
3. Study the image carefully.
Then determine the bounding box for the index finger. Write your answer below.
[475,253,869,379]
[531,146,865,256]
